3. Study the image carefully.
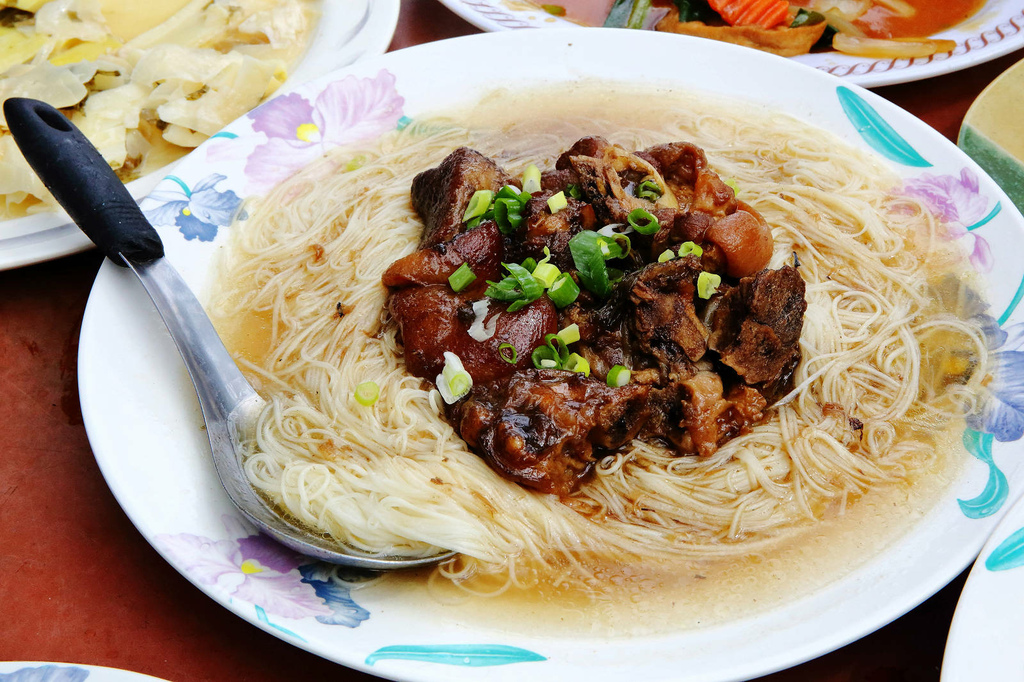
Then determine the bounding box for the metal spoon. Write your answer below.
[4,98,456,570]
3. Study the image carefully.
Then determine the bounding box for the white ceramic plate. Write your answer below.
[79,29,1024,682]
[436,0,1024,88]
[942,494,1024,680]
[0,0,400,272]
[0,663,169,682]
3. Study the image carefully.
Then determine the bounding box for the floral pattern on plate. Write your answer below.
[142,174,242,243]
[0,666,89,682]
[155,515,371,637]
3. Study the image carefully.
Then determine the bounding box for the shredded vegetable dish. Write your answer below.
[0,0,317,218]
[533,0,983,58]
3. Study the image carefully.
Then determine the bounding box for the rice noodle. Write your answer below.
[209,87,989,593]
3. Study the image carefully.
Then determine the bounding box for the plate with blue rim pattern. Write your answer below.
[78,28,1024,682]
[0,663,170,682]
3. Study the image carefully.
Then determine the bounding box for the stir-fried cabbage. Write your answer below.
[0,0,317,217]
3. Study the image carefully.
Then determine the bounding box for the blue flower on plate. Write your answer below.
[143,174,241,242]
[0,665,89,682]
[968,322,1024,442]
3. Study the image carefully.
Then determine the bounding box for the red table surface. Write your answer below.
[2,2,1022,680]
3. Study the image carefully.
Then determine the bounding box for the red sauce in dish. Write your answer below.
[855,0,985,40]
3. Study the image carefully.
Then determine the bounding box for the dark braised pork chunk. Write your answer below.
[450,370,650,495]
[709,265,807,386]
[411,148,515,247]
[383,139,808,495]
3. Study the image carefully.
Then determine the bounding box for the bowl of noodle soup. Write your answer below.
[79,29,1024,682]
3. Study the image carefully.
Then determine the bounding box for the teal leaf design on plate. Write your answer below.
[837,86,931,168]
[958,429,1008,518]
[365,644,547,667]
[986,526,1024,571]
[255,605,307,642]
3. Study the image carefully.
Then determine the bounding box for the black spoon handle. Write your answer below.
[3,97,164,266]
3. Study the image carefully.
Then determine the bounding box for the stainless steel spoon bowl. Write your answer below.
[5,97,456,570]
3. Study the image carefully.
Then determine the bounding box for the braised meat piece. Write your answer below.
[679,372,767,457]
[709,265,806,386]
[627,257,709,372]
[411,148,516,247]
[451,369,650,495]
[508,194,598,270]
[701,203,774,278]
[383,222,504,297]
[389,286,557,383]
[560,290,632,381]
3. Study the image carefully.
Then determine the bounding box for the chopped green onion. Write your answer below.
[636,179,663,202]
[494,197,525,234]
[522,165,542,194]
[547,191,568,214]
[521,257,537,273]
[697,271,722,299]
[598,233,630,260]
[569,231,612,297]
[566,183,582,199]
[532,344,558,369]
[724,178,739,193]
[564,353,590,377]
[462,189,493,222]
[627,208,660,235]
[557,323,580,345]
[678,241,703,258]
[354,381,379,406]
[498,343,518,364]
[533,262,561,288]
[547,272,580,308]
[437,352,473,404]
[496,185,521,201]
[448,263,476,292]
[465,216,483,229]
[485,262,544,312]
[607,365,631,387]
[790,7,826,28]
[658,249,676,263]
[543,333,571,365]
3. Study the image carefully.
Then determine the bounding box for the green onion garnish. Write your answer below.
[724,178,739,193]
[606,365,631,387]
[547,191,568,213]
[532,344,557,369]
[448,262,476,292]
[533,262,561,288]
[521,257,538,272]
[566,184,582,199]
[522,165,542,194]
[678,241,703,258]
[498,343,518,364]
[485,262,544,312]
[496,185,521,201]
[437,352,473,404]
[463,189,493,222]
[658,249,676,263]
[636,179,663,202]
[697,271,722,299]
[557,323,580,345]
[354,381,379,406]
[564,353,590,377]
[547,272,580,308]
[494,197,524,234]
[627,208,660,235]
[569,231,612,297]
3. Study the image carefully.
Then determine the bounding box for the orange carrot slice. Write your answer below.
[707,0,791,29]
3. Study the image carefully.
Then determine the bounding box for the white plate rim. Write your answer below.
[0,662,171,682]
[78,28,1024,682]
[0,0,401,272]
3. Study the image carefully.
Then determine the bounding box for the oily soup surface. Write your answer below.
[211,84,980,635]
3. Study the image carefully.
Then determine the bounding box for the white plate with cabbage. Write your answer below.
[0,0,399,270]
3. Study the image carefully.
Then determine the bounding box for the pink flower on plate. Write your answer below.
[156,515,331,620]
[243,69,405,194]
[903,168,997,272]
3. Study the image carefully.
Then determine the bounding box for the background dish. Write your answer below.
[0,0,400,272]
[941,493,1024,680]
[0,662,170,682]
[79,29,1024,682]
[435,0,1024,88]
